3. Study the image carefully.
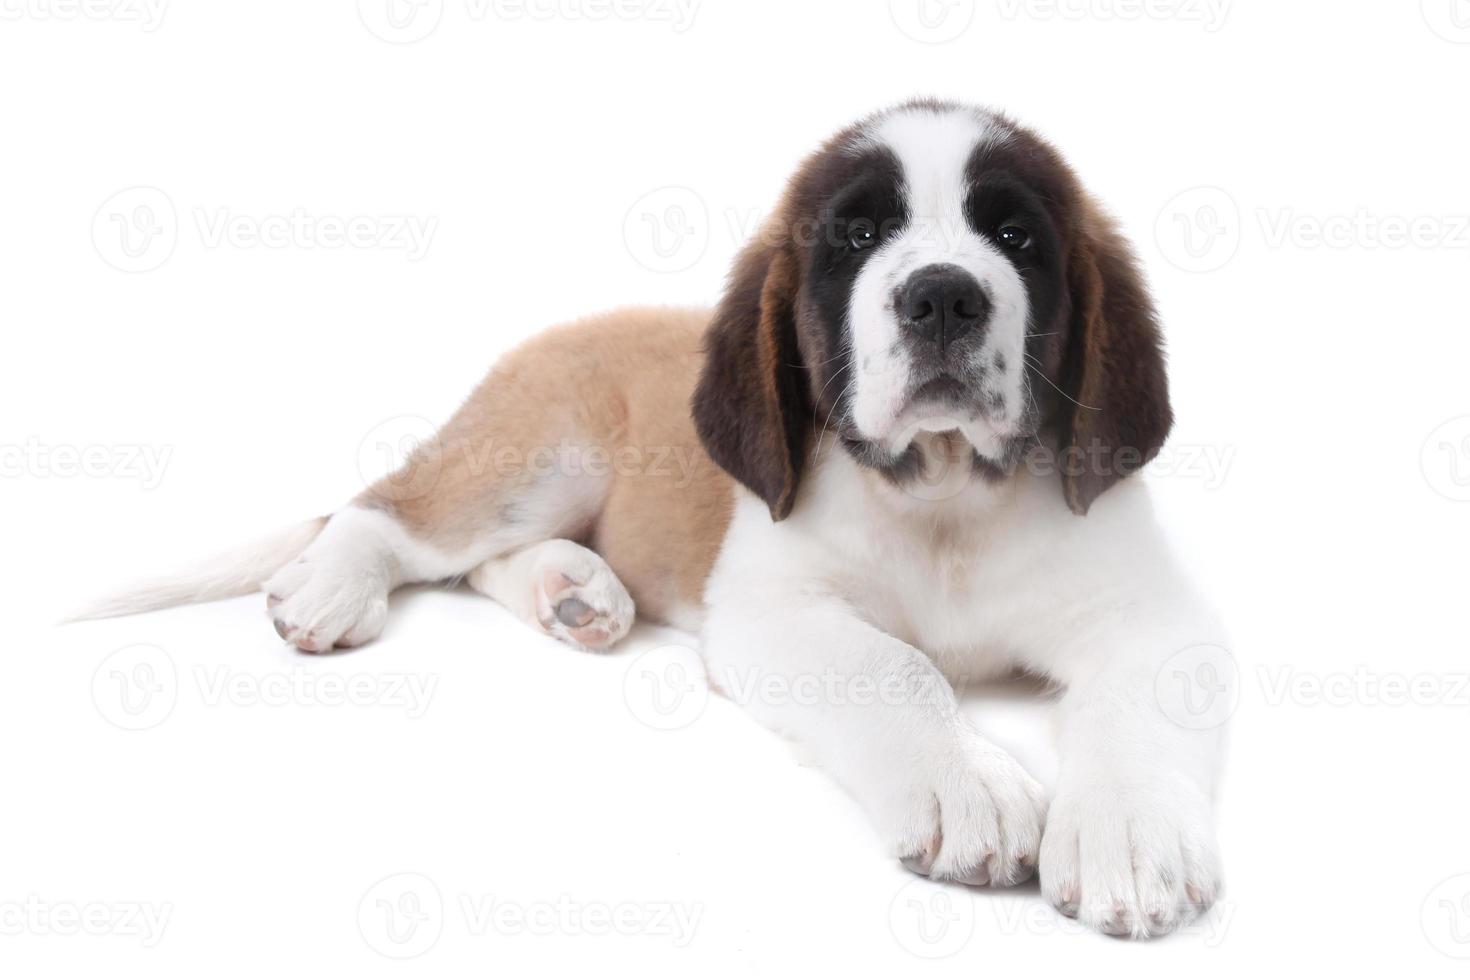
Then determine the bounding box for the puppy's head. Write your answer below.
[693,100,1171,519]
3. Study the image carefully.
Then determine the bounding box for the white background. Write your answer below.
[4,0,1470,975]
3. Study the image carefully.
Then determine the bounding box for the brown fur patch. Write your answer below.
[690,238,809,520]
[364,306,733,623]
[1060,200,1173,514]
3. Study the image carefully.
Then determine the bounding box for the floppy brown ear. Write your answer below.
[1061,204,1174,515]
[692,240,809,521]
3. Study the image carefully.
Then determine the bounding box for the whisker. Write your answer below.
[810,361,853,442]
[789,349,849,370]
[1023,353,1100,412]
[817,375,859,447]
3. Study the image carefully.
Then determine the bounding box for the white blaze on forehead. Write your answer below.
[872,108,1003,235]
[845,107,1033,453]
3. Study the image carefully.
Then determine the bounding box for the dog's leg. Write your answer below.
[265,468,609,653]
[466,539,634,652]
[1028,624,1227,939]
[262,312,645,651]
[702,594,1047,887]
[264,504,481,652]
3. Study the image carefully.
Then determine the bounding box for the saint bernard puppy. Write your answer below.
[80,100,1226,938]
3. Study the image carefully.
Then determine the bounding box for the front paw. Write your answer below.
[889,734,1047,888]
[1040,778,1221,938]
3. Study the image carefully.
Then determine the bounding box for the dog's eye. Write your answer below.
[996,225,1031,250]
[846,219,877,251]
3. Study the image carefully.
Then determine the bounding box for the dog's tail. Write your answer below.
[64,516,329,622]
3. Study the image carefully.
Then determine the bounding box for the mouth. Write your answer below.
[907,374,970,408]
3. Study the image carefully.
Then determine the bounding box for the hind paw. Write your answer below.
[535,559,634,652]
[263,555,389,653]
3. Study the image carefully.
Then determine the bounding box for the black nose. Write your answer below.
[898,264,990,349]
